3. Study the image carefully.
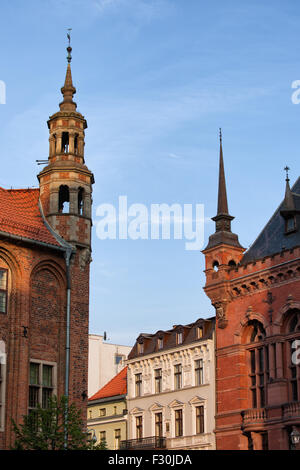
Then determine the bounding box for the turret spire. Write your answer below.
[282,166,296,212]
[203,130,244,250]
[217,128,229,216]
[60,30,77,112]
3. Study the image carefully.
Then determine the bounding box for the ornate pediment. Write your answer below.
[188,395,205,406]
[149,402,163,412]
[168,399,184,408]
[131,407,144,414]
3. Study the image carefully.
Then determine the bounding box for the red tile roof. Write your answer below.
[89,366,127,401]
[0,187,61,247]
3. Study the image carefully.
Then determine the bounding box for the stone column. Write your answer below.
[49,190,59,214]
[84,192,91,218]
[269,343,276,380]
[69,188,78,214]
[56,132,62,154]
[251,432,263,450]
[69,131,75,154]
[276,342,283,378]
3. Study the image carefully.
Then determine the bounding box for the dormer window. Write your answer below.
[137,342,144,355]
[157,337,163,350]
[196,326,203,339]
[176,331,183,345]
[285,216,296,234]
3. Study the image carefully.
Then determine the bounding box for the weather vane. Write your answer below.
[284,165,290,181]
[67,28,72,63]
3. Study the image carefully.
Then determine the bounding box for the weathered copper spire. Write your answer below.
[59,30,77,112]
[203,130,244,250]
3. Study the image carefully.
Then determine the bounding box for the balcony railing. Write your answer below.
[241,408,267,426]
[283,401,300,419]
[120,436,166,450]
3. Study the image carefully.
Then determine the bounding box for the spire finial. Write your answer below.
[284,165,290,182]
[67,28,72,64]
[219,127,222,144]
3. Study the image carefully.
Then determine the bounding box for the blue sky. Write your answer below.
[1,0,300,346]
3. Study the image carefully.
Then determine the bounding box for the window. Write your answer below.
[29,361,55,412]
[157,337,163,350]
[58,185,70,213]
[100,408,106,417]
[174,364,182,390]
[249,347,268,408]
[136,416,143,440]
[61,132,69,153]
[114,406,117,415]
[137,342,144,355]
[196,406,204,434]
[196,326,203,339]
[175,409,183,437]
[115,355,124,365]
[176,332,183,345]
[78,187,84,216]
[100,431,106,443]
[155,412,163,437]
[74,133,79,155]
[155,369,162,393]
[115,429,121,450]
[0,341,6,431]
[195,359,204,386]
[0,269,7,314]
[135,373,142,397]
[290,340,299,401]
[285,216,296,233]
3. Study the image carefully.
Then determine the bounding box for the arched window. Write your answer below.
[283,309,300,402]
[58,185,70,213]
[228,259,236,268]
[61,132,69,153]
[78,187,84,216]
[213,261,219,272]
[245,320,268,408]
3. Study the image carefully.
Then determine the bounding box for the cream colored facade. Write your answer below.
[88,334,132,398]
[87,395,127,449]
[126,330,215,450]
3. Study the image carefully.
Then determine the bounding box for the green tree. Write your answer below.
[11,395,104,450]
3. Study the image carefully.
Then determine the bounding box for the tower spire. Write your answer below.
[217,128,229,216]
[203,130,244,250]
[60,30,76,112]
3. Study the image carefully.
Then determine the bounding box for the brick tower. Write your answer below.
[37,41,95,411]
[38,44,94,250]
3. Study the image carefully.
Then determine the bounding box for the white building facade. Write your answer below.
[88,334,132,398]
[124,318,216,450]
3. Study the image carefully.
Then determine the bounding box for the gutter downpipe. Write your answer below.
[64,247,72,450]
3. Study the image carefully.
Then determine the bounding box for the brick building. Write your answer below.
[0,43,94,449]
[203,133,300,450]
